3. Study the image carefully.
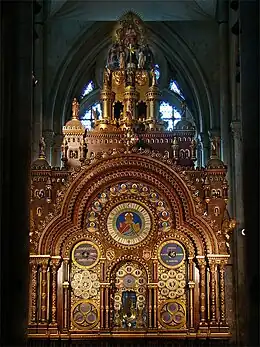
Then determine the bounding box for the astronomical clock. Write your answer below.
[28,12,236,346]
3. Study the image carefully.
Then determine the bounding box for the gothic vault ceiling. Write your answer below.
[48,0,217,21]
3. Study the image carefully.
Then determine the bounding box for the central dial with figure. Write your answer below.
[107,202,152,245]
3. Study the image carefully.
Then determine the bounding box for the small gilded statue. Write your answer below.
[39,136,46,158]
[103,67,111,87]
[151,67,157,86]
[72,98,79,119]
[119,51,125,69]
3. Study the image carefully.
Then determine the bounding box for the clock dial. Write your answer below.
[107,202,151,245]
[158,241,185,268]
[72,241,100,269]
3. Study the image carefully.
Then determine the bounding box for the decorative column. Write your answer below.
[208,257,218,330]
[123,86,139,121]
[148,285,153,329]
[100,87,115,122]
[218,257,229,332]
[29,257,39,325]
[49,256,61,328]
[187,256,195,331]
[197,256,208,331]
[40,257,50,324]
[62,258,70,331]
[100,284,105,329]
[42,129,54,164]
[145,85,161,130]
[104,284,110,328]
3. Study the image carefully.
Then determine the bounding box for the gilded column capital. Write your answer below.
[50,256,62,269]
[196,256,206,267]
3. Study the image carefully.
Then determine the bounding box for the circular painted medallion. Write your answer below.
[107,202,151,245]
[158,241,185,268]
[72,241,100,269]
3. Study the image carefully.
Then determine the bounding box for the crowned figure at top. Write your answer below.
[106,12,154,72]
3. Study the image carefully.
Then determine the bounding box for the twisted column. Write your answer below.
[40,258,49,323]
[218,258,229,329]
[197,256,208,329]
[208,257,218,327]
[50,256,61,325]
[29,257,39,324]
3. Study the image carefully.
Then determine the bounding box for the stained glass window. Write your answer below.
[154,64,160,81]
[81,102,102,129]
[159,101,182,130]
[169,79,185,99]
[81,81,95,99]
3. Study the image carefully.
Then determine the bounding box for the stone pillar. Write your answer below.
[43,129,54,164]
[231,120,246,343]
[0,1,33,346]
[199,132,210,166]
[239,1,259,345]
[52,133,63,167]
[218,0,231,165]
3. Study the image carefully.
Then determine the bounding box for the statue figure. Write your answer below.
[151,68,157,86]
[39,136,46,157]
[103,67,111,87]
[210,136,220,158]
[72,98,79,119]
[127,69,135,87]
[119,51,125,69]
[138,50,146,69]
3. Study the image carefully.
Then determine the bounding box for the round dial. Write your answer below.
[158,241,185,268]
[72,241,100,269]
[107,202,151,245]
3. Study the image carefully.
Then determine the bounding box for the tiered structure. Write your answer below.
[29,12,235,345]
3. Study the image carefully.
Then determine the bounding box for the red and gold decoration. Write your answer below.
[28,11,236,343]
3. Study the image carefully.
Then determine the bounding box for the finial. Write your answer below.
[71,98,80,120]
[39,136,46,159]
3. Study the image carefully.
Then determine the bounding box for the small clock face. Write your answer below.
[158,241,185,268]
[107,202,151,245]
[72,241,100,269]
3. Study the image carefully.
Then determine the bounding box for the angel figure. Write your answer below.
[138,50,146,69]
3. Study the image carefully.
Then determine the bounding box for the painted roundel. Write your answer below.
[72,241,100,269]
[107,202,151,245]
[158,241,185,268]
